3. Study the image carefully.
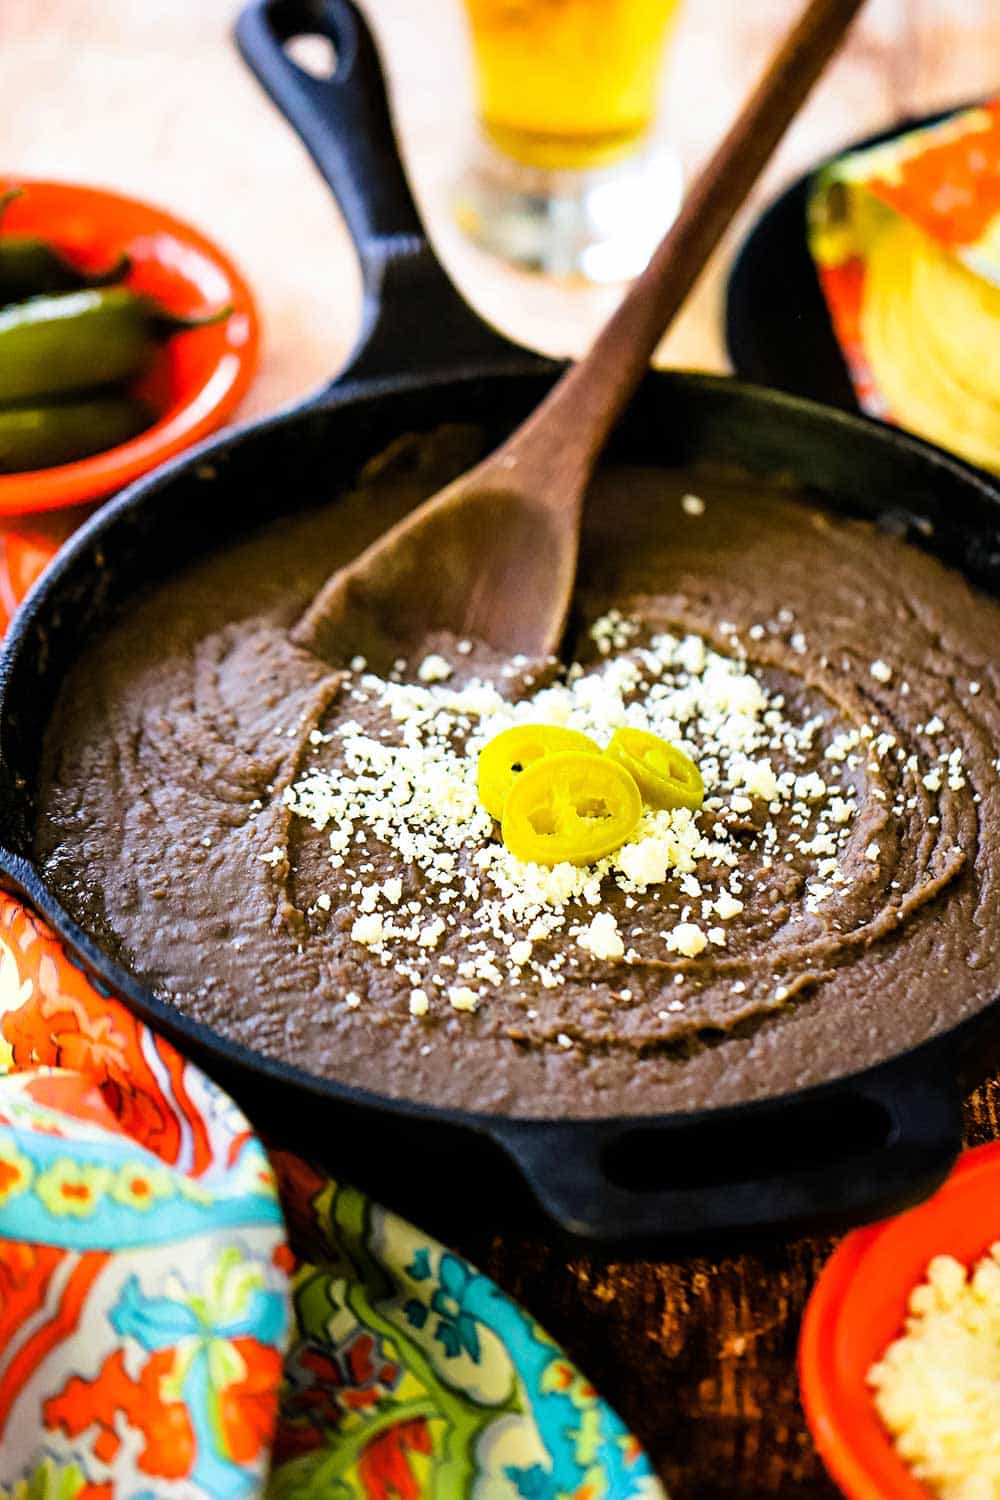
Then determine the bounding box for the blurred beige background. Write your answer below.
[3,1,997,417]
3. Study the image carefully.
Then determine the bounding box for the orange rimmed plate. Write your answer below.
[800,1140,1000,1500]
[0,178,259,515]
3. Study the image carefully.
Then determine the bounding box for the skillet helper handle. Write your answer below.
[235,0,528,385]
[490,1059,964,1245]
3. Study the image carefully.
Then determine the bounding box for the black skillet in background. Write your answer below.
[1,0,1000,1252]
[725,106,964,408]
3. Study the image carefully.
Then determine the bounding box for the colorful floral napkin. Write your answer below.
[0,888,666,1499]
[808,97,1000,468]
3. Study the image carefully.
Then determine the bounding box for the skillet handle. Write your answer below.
[234,0,532,388]
[489,1056,963,1246]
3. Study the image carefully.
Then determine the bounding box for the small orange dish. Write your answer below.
[0,179,258,515]
[800,1140,1000,1500]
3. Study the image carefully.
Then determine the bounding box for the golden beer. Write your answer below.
[463,0,681,171]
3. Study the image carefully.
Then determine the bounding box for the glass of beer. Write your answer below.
[455,0,684,280]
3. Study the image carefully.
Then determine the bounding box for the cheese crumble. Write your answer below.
[409,988,429,1016]
[666,923,707,958]
[417,653,453,684]
[868,1247,1000,1499]
[577,912,625,961]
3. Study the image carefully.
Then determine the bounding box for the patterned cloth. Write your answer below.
[0,892,665,1500]
[808,97,1000,431]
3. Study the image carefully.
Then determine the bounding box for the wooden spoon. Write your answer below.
[294,0,866,669]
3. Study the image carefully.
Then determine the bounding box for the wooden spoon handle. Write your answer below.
[500,0,866,491]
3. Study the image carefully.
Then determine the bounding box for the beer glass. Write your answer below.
[455,0,683,280]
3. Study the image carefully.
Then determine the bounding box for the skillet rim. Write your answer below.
[2,363,1000,1137]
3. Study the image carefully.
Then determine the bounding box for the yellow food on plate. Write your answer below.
[809,99,1000,474]
[862,217,1000,474]
[867,1246,1000,1499]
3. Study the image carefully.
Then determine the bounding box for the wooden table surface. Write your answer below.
[4,2,1000,1496]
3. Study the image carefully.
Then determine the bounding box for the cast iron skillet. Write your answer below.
[2,0,1000,1250]
[725,105,966,409]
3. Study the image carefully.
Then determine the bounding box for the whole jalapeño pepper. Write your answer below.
[0,288,231,404]
[0,188,130,305]
[0,395,154,472]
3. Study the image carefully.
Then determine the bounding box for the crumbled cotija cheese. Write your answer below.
[417,653,453,683]
[448,985,479,1012]
[351,914,384,946]
[615,836,671,889]
[713,889,743,920]
[666,922,707,957]
[577,912,625,960]
[730,756,779,801]
[868,1247,1000,1499]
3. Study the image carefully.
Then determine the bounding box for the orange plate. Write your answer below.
[800,1140,1000,1499]
[0,178,259,515]
[0,523,64,631]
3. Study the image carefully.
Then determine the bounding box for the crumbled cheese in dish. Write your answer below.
[589,608,639,656]
[417,918,446,949]
[870,659,893,684]
[666,922,707,958]
[577,912,625,961]
[730,757,779,801]
[351,913,384,946]
[615,837,671,889]
[681,492,706,516]
[417,653,453,683]
[409,988,429,1016]
[276,612,909,1021]
[713,889,744,920]
[827,796,853,825]
[868,1247,1000,1499]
